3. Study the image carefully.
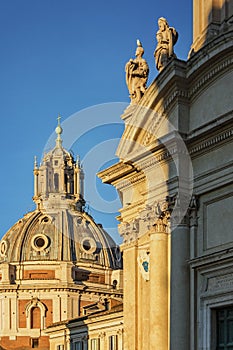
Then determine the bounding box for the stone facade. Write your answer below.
[45,304,123,350]
[98,1,233,349]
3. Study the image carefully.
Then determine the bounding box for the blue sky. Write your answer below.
[0,0,192,243]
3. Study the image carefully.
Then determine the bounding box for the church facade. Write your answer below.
[99,1,233,349]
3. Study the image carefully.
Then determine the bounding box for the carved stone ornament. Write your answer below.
[118,219,140,243]
[154,17,178,72]
[188,195,199,227]
[125,40,149,104]
[119,196,176,243]
[119,194,199,243]
[98,332,106,339]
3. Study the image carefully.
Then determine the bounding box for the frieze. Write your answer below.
[116,173,146,191]
[163,89,189,111]
[189,128,233,155]
[138,149,173,168]
[115,147,177,191]
[0,287,122,298]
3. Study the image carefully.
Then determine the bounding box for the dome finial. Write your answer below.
[55,114,63,148]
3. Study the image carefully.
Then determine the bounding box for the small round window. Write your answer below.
[83,239,91,251]
[31,234,49,251]
[80,237,97,254]
[34,237,45,248]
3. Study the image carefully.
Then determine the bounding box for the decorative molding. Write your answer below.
[98,162,134,184]
[116,172,145,191]
[188,30,233,74]
[98,331,106,338]
[163,89,189,111]
[25,297,47,330]
[115,147,180,191]
[189,128,233,156]
[188,195,199,227]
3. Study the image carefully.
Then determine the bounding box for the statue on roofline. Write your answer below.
[154,17,178,72]
[125,40,149,104]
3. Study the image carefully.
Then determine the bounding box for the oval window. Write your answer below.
[0,240,8,256]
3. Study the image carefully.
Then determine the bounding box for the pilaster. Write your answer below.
[170,204,190,350]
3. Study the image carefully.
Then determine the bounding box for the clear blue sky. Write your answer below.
[0,0,192,243]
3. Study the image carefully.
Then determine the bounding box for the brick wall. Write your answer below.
[23,270,55,279]
[0,335,49,350]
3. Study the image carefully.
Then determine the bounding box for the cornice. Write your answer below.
[97,162,135,184]
[187,30,233,77]
[115,172,145,190]
[0,286,123,297]
[189,126,233,157]
[189,248,233,269]
[101,124,233,189]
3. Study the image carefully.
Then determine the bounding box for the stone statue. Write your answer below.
[125,40,149,104]
[154,17,178,72]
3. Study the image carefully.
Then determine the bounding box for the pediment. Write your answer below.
[116,103,171,162]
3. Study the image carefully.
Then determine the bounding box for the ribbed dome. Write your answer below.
[0,208,121,269]
[0,121,122,270]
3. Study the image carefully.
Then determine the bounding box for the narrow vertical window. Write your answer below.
[109,335,118,350]
[91,338,100,350]
[74,341,83,350]
[54,173,59,191]
[31,307,41,328]
[57,346,64,350]
[31,338,39,348]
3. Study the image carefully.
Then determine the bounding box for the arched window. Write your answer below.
[31,307,41,328]
[25,299,47,330]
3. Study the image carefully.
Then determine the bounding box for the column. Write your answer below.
[150,217,169,350]
[189,196,198,350]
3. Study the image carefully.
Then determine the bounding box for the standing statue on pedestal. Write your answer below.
[125,40,149,104]
[154,17,178,72]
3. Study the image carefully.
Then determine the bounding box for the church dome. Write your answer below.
[0,209,120,268]
[0,119,121,269]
